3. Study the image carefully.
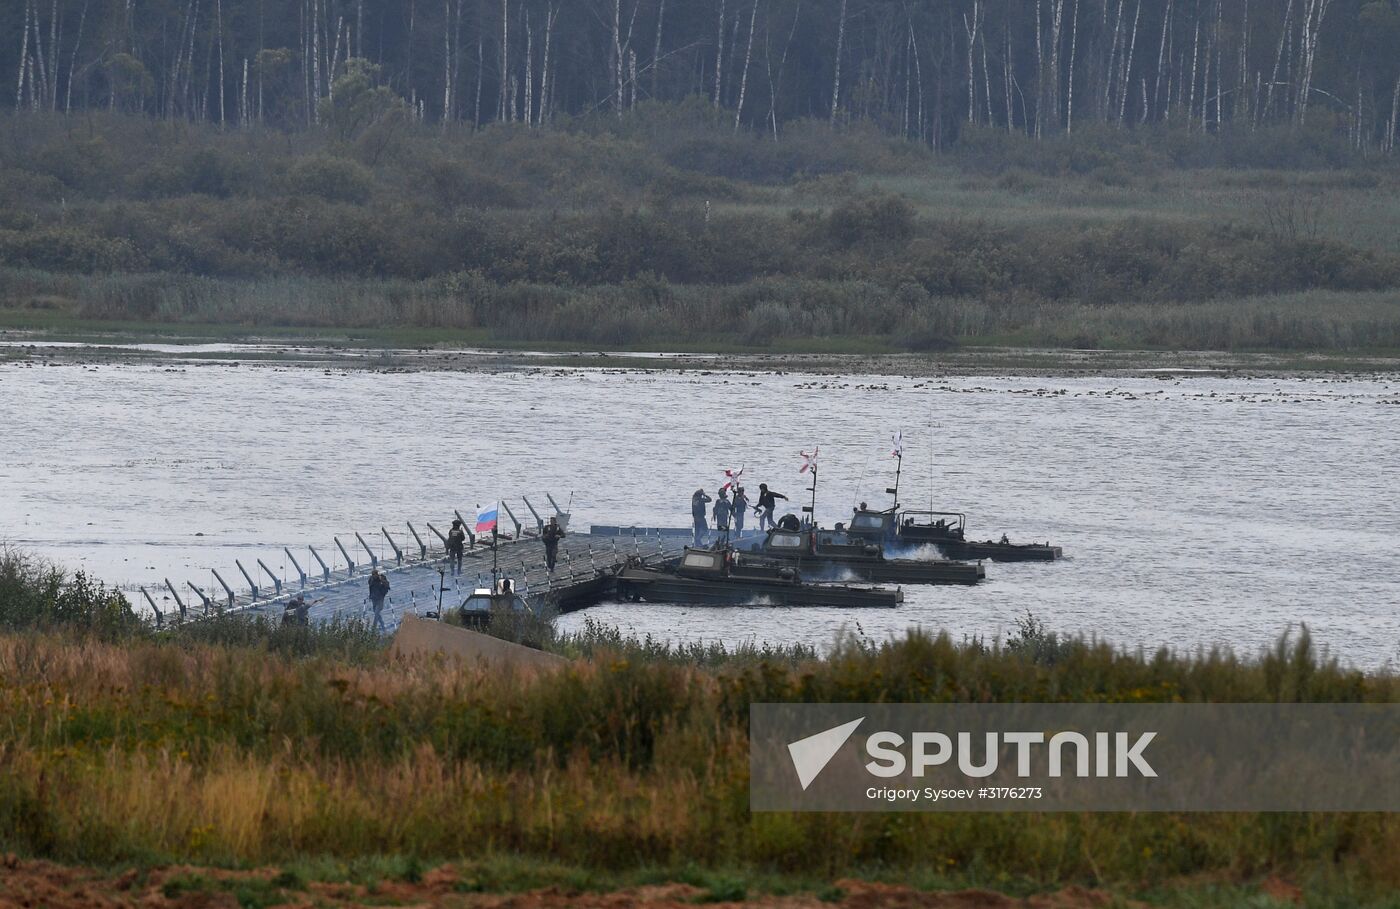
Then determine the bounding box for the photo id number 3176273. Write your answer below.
[866,787,1045,803]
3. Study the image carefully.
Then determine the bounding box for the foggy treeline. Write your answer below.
[8,0,1400,152]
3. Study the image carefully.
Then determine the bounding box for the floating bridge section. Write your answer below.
[138,497,703,634]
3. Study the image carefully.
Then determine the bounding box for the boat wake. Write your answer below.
[881,542,947,562]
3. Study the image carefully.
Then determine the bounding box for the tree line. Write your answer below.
[8,0,1400,153]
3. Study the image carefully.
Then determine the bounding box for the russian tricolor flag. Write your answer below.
[475,503,499,535]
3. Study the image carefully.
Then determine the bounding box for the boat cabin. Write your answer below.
[739,521,879,563]
[752,527,884,562]
[459,578,530,626]
[675,547,799,583]
[846,509,966,544]
[891,511,966,543]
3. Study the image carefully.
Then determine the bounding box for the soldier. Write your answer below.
[368,568,390,631]
[755,483,788,531]
[713,488,733,541]
[541,516,565,571]
[446,519,467,575]
[731,487,749,536]
[690,488,712,546]
[282,593,311,627]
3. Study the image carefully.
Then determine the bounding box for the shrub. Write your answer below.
[413,156,527,208]
[0,227,146,273]
[823,194,916,249]
[284,155,376,204]
[0,548,145,640]
[181,148,251,198]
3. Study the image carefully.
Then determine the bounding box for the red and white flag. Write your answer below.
[720,466,744,492]
[799,447,819,474]
[891,430,904,458]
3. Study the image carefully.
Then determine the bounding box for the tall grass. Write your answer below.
[4,548,1399,888]
[0,622,1397,887]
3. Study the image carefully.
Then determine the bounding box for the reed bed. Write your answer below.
[6,267,1400,353]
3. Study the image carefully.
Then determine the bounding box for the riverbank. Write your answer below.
[0,609,1397,904]
[5,320,1400,378]
[0,853,1366,908]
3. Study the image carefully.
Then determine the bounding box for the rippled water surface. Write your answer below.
[3,358,1398,667]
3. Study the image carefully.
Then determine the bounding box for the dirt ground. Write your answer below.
[0,856,1156,909]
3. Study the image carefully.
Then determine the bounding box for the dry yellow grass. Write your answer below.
[0,627,1398,890]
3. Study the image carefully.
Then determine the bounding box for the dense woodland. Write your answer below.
[5,2,1400,351]
[8,0,1400,152]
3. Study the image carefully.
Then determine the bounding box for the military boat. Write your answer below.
[846,509,1062,562]
[614,546,903,608]
[737,523,986,584]
[457,577,531,628]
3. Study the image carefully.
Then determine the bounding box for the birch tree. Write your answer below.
[734,0,757,130]
[831,0,847,123]
[713,0,725,105]
[963,0,981,123]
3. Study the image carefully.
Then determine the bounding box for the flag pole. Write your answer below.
[887,433,903,512]
[808,461,819,527]
[801,448,819,528]
[491,502,499,590]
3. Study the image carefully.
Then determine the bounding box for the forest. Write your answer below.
[5,1,1400,353]
[8,0,1400,152]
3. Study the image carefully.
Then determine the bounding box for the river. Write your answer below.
[2,352,1397,668]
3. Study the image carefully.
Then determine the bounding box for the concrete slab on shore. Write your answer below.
[390,614,567,671]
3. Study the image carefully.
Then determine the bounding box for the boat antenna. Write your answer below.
[853,444,873,513]
[929,422,935,513]
[887,430,903,511]
[801,447,819,527]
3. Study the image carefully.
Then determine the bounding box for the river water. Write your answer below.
[2,355,1398,668]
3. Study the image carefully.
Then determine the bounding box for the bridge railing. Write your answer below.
[139,492,574,627]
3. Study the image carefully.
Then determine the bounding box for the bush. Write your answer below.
[822,194,916,249]
[0,227,146,273]
[412,156,527,208]
[284,155,376,204]
[181,148,251,198]
[0,548,145,640]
